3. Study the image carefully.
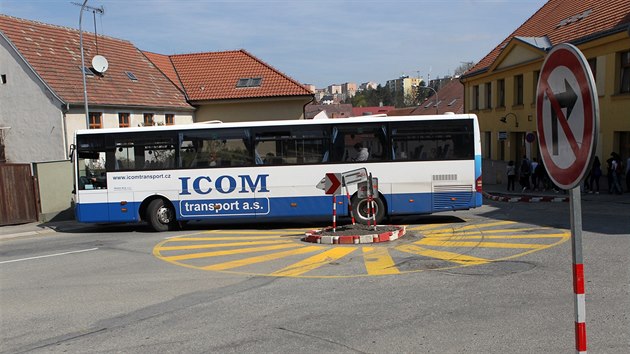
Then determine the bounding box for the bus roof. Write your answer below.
[75,113,478,136]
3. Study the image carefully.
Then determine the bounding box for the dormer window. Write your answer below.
[125,71,138,81]
[80,66,94,76]
[236,77,262,88]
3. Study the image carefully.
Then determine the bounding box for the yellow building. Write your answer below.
[461,0,630,170]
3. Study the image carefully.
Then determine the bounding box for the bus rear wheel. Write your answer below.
[147,199,177,232]
[351,195,385,225]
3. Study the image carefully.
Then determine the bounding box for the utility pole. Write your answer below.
[72,1,104,129]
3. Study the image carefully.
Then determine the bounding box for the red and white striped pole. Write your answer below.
[332,195,337,232]
[343,179,355,225]
[569,187,587,353]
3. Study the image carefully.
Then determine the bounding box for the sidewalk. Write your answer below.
[483,183,630,203]
[0,220,88,241]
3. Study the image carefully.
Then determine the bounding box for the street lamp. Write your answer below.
[79,0,90,129]
[500,112,519,128]
[415,85,439,114]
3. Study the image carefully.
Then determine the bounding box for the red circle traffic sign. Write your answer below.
[536,43,599,190]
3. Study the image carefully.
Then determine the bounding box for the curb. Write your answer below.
[483,191,569,203]
[302,225,406,244]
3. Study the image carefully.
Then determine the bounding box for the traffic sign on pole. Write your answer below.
[316,173,342,195]
[537,43,597,354]
[536,43,599,190]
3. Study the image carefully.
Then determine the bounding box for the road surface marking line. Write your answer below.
[157,240,293,251]
[202,230,301,235]
[202,246,321,270]
[428,234,569,240]
[415,239,544,249]
[162,244,301,261]
[395,244,489,265]
[271,248,356,276]
[165,236,285,241]
[0,248,98,264]
[363,247,400,275]
[423,227,546,236]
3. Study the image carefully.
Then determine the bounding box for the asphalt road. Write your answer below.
[1,197,628,353]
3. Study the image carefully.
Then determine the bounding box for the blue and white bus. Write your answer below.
[72,114,483,231]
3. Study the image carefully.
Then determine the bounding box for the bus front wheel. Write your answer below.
[351,195,385,225]
[147,199,177,232]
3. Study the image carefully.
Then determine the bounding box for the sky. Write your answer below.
[1,0,548,89]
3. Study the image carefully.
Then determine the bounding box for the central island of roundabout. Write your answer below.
[302,224,407,244]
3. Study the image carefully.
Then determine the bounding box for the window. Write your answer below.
[391,119,474,161]
[329,123,387,163]
[472,85,480,110]
[620,51,630,94]
[143,113,154,127]
[484,82,492,109]
[118,113,130,128]
[165,114,175,126]
[80,66,94,76]
[89,112,102,129]
[180,129,252,168]
[125,71,138,81]
[1,74,6,84]
[497,79,505,107]
[236,77,263,88]
[115,134,176,171]
[587,59,596,82]
[253,126,330,165]
[514,74,524,106]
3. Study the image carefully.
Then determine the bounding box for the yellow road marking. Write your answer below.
[415,238,543,249]
[165,236,287,242]
[363,247,400,275]
[423,227,550,236]
[428,233,569,240]
[396,244,489,265]
[156,240,294,251]
[203,230,305,235]
[162,243,301,261]
[202,246,321,271]
[271,248,357,277]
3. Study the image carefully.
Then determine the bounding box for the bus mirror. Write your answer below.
[69,144,76,159]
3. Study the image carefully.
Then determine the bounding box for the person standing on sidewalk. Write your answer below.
[589,156,602,194]
[519,155,531,192]
[506,160,516,191]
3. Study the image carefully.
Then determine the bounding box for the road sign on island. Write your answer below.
[316,173,342,195]
[536,43,599,190]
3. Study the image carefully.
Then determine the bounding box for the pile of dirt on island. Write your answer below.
[316,224,402,236]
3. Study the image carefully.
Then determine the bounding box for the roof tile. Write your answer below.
[0,15,193,109]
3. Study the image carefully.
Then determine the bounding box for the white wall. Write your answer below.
[0,35,67,163]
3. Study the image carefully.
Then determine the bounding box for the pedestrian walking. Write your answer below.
[519,155,531,192]
[531,158,539,190]
[506,160,516,191]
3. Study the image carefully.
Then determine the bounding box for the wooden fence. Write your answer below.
[0,164,39,226]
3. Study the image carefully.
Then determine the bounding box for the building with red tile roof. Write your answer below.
[388,78,464,116]
[0,14,194,163]
[146,49,314,123]
[460,0,630,166]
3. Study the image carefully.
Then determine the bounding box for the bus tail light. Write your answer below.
[476,176,483,192]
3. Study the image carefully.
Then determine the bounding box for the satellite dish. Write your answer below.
[91,55,109,73]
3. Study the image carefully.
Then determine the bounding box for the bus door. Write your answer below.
[75,151,110,223]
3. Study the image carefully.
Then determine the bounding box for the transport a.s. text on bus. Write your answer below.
[72,114,483,231]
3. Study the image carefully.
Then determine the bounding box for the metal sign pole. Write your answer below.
[569,187,587,353]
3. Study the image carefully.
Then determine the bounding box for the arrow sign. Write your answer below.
[316,173,342,195]
[536,43,598,190]
[549,79,578,155]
